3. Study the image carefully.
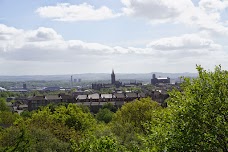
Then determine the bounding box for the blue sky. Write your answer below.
[0,0,228,75]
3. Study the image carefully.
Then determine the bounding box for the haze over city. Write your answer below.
[0,0,228,75]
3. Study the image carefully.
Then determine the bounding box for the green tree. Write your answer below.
[53,104,96,132]
[102,103,117,112]
[96,108,114,123]
[0,111,19,125]
[168,65,228,151]
[28,128,70,152]
[0,127,30,152]
[0,98,10,112]
[20,110,32,118]
[71,135,126,152]
[111,97,163,150]
[27,107,77,142]
[112,97,162,132]
[0,126,70,152]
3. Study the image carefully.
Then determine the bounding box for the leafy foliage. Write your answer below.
[96,108,114,123]
[0,98,10,112]
[168,65,228,151]
[111,97,163,150]
[102,103,117,112]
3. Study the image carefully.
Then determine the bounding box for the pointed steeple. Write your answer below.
[111,69,115,84]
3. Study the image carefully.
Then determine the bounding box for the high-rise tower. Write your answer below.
[111,69,115,85]
[71,75,73,88]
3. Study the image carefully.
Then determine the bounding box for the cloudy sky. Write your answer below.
[0,0,228,75]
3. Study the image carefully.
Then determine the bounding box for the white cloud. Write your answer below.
[121,0,228,35]
[147,34,221,51]
[0,24,224,60]
[26,27,63,41]
[199,0,228,13]
[122,0,193,22]
[0,24,227,74]
[0,24,23,40]
[35,1,228,36]
[36,3,120,21]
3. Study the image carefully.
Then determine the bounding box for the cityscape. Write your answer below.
[1,69,180,113]
[0,0,227,151]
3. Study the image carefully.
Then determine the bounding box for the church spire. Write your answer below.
[111,69,115,84]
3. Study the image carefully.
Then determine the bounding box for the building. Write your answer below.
[111,69,122,87]
[111,69,115,85]
[28,94,74,111]
[71,75,73,87]
[151,74,170,85]
[92,69,122,90]
[111,70,122,87]
[92,83,104,90]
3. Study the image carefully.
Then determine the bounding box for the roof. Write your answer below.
[101,94,112,99]
[113,93,125,99]
[157,77,169,80]
[88,94,99,99]
[77,95,87,100]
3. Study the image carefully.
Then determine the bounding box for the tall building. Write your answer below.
[71,76,73,87]
[151,74,170,85]
[111,69,116,85]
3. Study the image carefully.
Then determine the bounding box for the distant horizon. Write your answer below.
[0,72,198,82]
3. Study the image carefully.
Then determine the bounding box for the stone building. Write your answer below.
[151,74,170,85]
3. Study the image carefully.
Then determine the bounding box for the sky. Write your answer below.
[0,0,228,75]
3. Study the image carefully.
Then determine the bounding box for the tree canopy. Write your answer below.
[168,65,228,151]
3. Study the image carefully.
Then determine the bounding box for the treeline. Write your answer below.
[0,65,227,151]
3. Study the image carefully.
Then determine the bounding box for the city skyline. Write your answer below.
[0,0,228,75]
